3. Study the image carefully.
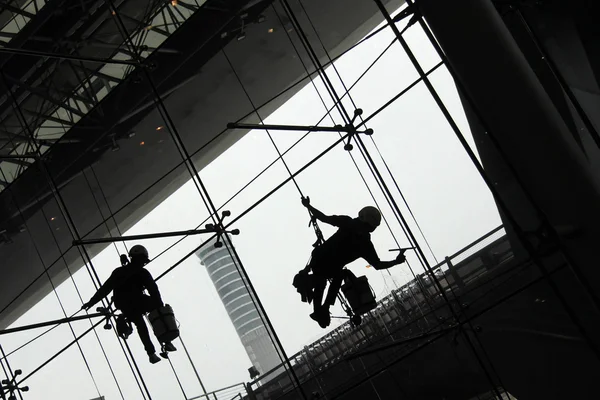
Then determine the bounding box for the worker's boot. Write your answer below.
[163,342,177,352]
[148,353,161,364]
[310,307,330,329]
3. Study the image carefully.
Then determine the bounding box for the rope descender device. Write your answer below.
[302,196,324,247]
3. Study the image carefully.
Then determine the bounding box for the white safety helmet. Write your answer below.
[358,206,381,229]
[129,245,149,262]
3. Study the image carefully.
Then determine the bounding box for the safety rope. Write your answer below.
[3,61,156,399]
[287,8,441,321]
[226,6,422,335]
[294,0,438,266]
[270,4,404,281]
[271,3,435,316]
[19,153,149,399]
[82,166,128,255]
[279,2,510,397]
[155,134,351,285]
[167,357,188,399]
[80,163,180,400]
[368,139,439,264]
[179,335,208,395]
[33,175,133,400]
[222,48,366,325]
[147,101,352,267]
[222,49,327,248]
[91,5,281,397]
[0,169,102,399]
[86,160,206,399]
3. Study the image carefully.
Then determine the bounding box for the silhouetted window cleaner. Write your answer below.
[82,245,179,364]
[294,198,407,328]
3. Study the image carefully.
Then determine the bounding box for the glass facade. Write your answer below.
[0,0,598,399]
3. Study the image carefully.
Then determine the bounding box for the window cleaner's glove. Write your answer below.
[301,196,310,208]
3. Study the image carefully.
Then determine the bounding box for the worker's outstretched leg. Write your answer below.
[130,314,160,364]
[312,274,342,329]
[312,277,326,313]
[324,274,343,309]
[310,276,330,328]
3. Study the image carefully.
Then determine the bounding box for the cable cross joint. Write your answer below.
[204,210,240,248]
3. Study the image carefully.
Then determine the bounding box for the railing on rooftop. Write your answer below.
[187,382,248,400]
[247,225,512,398]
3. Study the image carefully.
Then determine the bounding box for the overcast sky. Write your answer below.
[0,10,502,400]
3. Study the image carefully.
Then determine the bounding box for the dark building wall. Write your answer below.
[248,236,600,400]
[458,1,600,263]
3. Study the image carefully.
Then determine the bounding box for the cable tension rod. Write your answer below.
[73,210,240,246]
[0,312,107,336]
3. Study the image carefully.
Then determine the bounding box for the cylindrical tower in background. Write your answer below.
[195,236,280,377]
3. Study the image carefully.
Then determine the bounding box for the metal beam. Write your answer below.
[0,47,140,66]
[7,82,87,119]
[21,109,73,126]
[23,35,180,55]
[65,61,101,105]
[165,3,183,30]
[0,154,37,159]
[226,122,367,133]
[72,227,240,246]
[0,128,30,142]
[37,138,82,145]
[171,2,190,22]
[0,2,36,19]
[2,159,30,167]
[73,63,124,85]
[176,0,202,13]
[0,312,106,336]
[120,12,171,38]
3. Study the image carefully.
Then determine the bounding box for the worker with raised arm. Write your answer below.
[294,197,407,328]
[82,245,176,364]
